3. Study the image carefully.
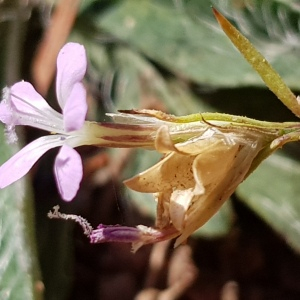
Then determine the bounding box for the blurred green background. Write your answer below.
[1,0,300,299]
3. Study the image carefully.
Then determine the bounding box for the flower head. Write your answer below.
[124,118,266,246]
[111,110,300,247]
[43,9,300,249]
[3,9,300,249]
[0,42,88,201]
[0,52,169,201]
[48,108,300,249]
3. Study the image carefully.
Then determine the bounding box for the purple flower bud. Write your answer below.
[90,225,142,243]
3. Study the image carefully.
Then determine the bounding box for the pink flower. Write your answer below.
[48,205,179,252]
[0,43,88,201]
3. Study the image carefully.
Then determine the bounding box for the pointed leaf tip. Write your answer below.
[211,7,221,21]
[212,7,300,118]
[212,8,231,32]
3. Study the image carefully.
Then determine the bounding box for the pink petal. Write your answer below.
[0,135,65,188]
[56,43,87,132]
[54,145,83,201]
[10,81,62,122]
[56,43,87,109]
[63,82,87,132]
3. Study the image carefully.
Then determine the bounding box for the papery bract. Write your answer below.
[125,121,265,246]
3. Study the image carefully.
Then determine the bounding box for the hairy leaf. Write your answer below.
[0,127,42,300]
[237,151,300,252]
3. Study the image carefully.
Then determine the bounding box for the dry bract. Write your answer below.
[125,124,264,246]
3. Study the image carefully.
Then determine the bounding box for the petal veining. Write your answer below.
[54,145,83,201]
[63,82,87,132]
[56,43,87,110]
[2,82,64,132]
[0,135,65,188]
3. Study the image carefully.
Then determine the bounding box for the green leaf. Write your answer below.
[95,0,255,88]
[214,0,300,89]
[86,0,300,89]
[0,127,42,300]
[237,151,300,253]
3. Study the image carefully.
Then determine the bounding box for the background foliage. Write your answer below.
[1,0,300,299]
